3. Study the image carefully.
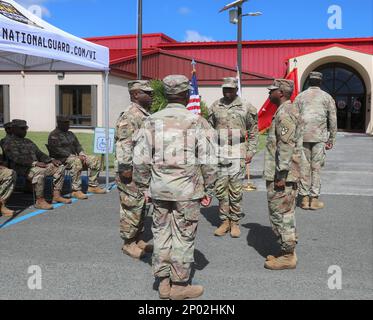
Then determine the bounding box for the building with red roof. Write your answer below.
[1,33,372,133]
[87,33,372,133]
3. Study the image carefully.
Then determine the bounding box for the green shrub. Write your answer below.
[150,79,209,119]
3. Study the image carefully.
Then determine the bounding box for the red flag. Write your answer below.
[258,68,299,132]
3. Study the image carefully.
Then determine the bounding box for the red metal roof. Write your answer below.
[157,37,373,78]
[111,49,273,85]
[87,33,373,80]
[86,33,176,50]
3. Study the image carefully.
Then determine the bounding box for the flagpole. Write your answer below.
[137,0,143,79]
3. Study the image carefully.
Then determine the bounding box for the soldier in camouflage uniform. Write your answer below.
[208,77,258,238]
[0,147,16,217]
[48,115,106,200]
[294,72,337,210]
[0,122,13,151]
[114,80,154,259]
[263,79,303,270]
[133,75,217,300]
[5,120,71,210]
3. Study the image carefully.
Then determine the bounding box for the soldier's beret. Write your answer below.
[309,72,323,80]
[56,115,70,122]
[12,119,28,128]
[128,80,154,92]
[163,75,192,95]
[222,77,238,89]
[268,79,294,95]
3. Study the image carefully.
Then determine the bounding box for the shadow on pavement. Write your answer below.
[200,206,220,228]
[242,222,281,258]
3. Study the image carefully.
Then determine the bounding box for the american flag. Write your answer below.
[187,60,201,115]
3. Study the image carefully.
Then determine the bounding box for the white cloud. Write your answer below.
[178,6,191,15]
[15,0,51,18]
[184,30,214,42]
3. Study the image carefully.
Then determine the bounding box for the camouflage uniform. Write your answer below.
[208,78,257,222]
[0,166,16,203]
[0,122,13,152]
[48,127,101,191]
[114,80,153,241]
[133,75,217,283]
[5,135,65,198]
[294,73,337,198]
[264,79,303,254]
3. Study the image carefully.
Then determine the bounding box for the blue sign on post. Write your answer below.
[93,127,115,154]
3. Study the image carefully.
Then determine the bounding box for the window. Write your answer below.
[0,85,9,127]
[57,85,97,128]
[303,63,366,132]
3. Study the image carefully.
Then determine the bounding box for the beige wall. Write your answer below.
[199,85,269,110]
[0,72,104,131]
[288,46,373,134]
[108,75,130,126]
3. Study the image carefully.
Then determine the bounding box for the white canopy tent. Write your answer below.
[0,0,111,190]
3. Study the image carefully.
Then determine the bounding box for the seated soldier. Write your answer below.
[4,120,71,210]
[0,150,16,217]
[0,122,13,150]
[47,115,105,200]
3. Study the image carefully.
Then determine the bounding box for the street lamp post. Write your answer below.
[219,1,262,87]
[137,0,142,79]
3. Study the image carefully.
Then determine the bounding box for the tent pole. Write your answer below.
[104,70,110,191]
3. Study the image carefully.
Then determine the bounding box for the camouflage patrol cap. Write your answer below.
[162,75,192,95]
[12,119,28,128]
[128,80,153,92]
[222,77,238,89]
[3,122,12,129]
[309,71,323,80]
[268,79,294,96]
[56,115,70,122]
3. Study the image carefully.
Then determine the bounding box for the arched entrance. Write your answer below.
[303,63,366,132]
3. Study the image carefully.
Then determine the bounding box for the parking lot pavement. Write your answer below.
[0,134,372,300]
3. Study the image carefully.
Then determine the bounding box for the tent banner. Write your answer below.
[0,0,109,70]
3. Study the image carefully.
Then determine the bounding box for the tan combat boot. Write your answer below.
[72,191,88,200]
[53,191,72,204]
[214,219,230,236]
[158,277,171,299]
[35,197,53,210]
[170,283,204,300]
[122,239,145,259]
[87,186,106,194]
[0,201,15,217]
[230,221,241,238]
[300,196,310,210]
[137,239,154,253]
[266,251,297,261]
[310,197,324,210]
[264,252,297,270]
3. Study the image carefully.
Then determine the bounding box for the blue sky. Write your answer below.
[16,0,373,41]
